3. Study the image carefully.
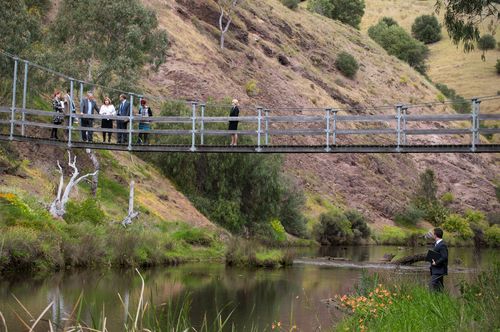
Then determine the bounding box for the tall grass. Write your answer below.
[1,269,266,332]
[335,264,500,331]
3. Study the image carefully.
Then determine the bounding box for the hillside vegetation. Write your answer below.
[142,0,499,228]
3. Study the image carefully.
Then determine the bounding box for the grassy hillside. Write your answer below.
[140,0,498,228]
[361,0,500,114]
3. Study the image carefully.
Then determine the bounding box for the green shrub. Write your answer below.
[496,59,500,75]
[62,222,107,267]
[345,209,371,239]
[209,198,244,233]
[411,15,441,44]
[485,225,500,247]
[314,209,353,245]
[440,192,454,205]
[394,205,425,226]
[245,79,259,96]
[225,239,291,268]
[64,199,106,225]
[270,219,287,243]
[442,214,474,239]
[381,17,398,27]
[368,19,429,74]
[280,0,300,10]
[329,0,365,29]
[172,227,213,246]
[435,83,472,113]
[335,52,359,78]
[307,0,334,17]
[478,34,496,51]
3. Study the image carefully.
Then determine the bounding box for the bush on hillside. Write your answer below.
[329,0,365,29]
[381,17,398,27]
[411,15,441,44]
[314,208,370,245]
[435,82,472,114]
[335,52,359,78]
[368,19,429,74]
[478,34,496,51]
[307,0,334,17]
[395,205,425,226]
[442,214,474,239]
[308,0,365,29]
[64,199,106,225]
[485,225,500,247]
[281,0,300,10]
[496,59,500,75]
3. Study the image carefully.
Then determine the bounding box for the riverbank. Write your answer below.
[333,264,500,331]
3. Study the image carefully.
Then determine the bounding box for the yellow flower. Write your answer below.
[277,322,281,327]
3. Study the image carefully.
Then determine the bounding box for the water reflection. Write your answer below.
[0,246,497,331]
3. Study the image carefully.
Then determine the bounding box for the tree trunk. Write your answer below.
[122,180,139,226]
[49,152,98,218]
[86,149,100,196]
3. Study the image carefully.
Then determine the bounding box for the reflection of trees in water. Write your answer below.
[179,267,299,331]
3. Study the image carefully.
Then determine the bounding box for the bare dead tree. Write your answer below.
[122,180,139,227]
[217,0,242,49]
[49,151,98,218]
[86,149,100,196]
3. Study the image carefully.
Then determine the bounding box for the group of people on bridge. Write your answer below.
[50,91,242,146]
[51,91,153,144]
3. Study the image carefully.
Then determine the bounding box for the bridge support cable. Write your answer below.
[471,98,482,152]
[190,101,197,152]
[21,61,29,136]
[325,108,331,152]
[10,58,18,140]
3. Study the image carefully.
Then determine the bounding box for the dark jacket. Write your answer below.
[430,240,448,275]
[118,100,131,117]
[80,98,99,115]
[52,97,64,124]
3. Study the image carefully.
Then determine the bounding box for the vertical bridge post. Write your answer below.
[332,109,338,145]
[256,107,263,152]
[10,58,19,140]
[128,94,134,151]
[325,108,332,152]
[21,61,28,137]
[265,109,269,145]
[68,80,74,148]
[402,106,408,145]
[200,103,205,145]
[471,98,481,152]
[396,104,402,152]
[190,101,197,152]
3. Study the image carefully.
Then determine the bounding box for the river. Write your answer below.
[0,246,497,331]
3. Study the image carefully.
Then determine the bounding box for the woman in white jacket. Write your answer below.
[100,96,116,143]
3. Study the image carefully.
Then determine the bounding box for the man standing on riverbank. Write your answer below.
[430,228,448,292]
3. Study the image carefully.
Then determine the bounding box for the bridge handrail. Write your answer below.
[405,114,472,121]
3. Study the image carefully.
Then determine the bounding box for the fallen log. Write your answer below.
[391,253,427,265]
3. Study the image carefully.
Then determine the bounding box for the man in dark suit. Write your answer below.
[80,92,99,142]
[430,227,448,292]
[117,94,130,144]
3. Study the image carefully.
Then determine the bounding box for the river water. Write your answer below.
[0,246,497,331]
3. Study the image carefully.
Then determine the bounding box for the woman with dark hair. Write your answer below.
[137,99,153,144]
[51,91,64,140]
[228,99,240,146]
[100,96,116,143]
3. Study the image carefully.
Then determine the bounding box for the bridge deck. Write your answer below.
[2,135,498,153]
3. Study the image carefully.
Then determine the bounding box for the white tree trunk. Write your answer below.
[218,0,239,50]
[86,149,100,196]
[49,151,98,218]
[122,180,139,227]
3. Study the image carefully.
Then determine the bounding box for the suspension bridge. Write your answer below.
[1,51,499,153]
